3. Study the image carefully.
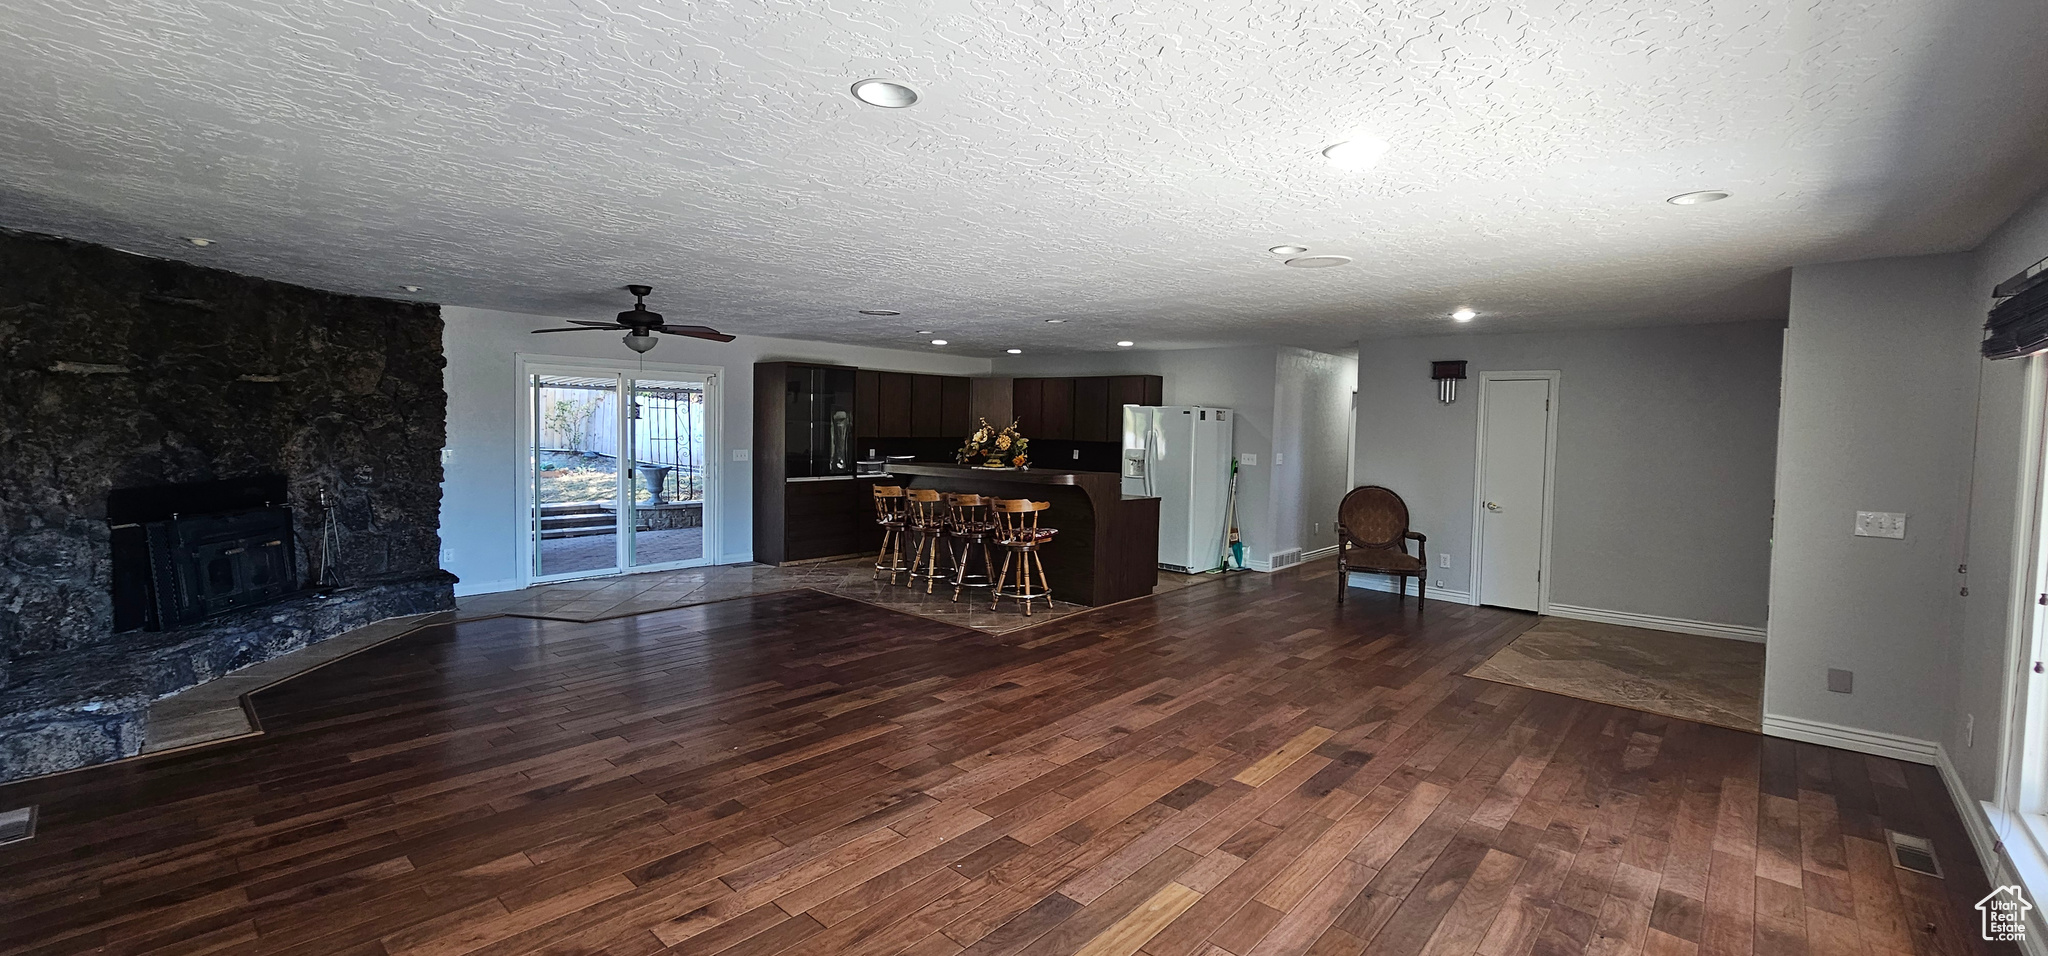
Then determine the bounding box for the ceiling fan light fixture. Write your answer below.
[1452,308,1476,322]
[859,309,901,316]
[624,332,658,353]
[851,79,919,108]
[1269,245,1308,256]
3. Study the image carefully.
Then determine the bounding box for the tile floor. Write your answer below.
[456,555,1219,634]
[1465,615,1765,731]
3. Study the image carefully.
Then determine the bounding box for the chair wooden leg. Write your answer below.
[992,550,1013,611]
[874,528,891,581]
[1032,551,1051,609]
[926,537,943,595]
[1336,554,1346,605]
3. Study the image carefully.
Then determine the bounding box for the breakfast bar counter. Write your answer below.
[885,463,1159,606]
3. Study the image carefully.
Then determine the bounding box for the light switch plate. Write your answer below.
[1239,453,1257,466]
[1854,511,1906,538]
[732,449,749,462]
[1439,554,1450,568]
[1274,452,1285,465]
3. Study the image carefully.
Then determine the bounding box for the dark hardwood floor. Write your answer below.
[0,563,2010,956]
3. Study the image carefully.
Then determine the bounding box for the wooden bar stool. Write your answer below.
[990,498,1056,614]
[944,493,998,601]
[904,489,953,592]
[872,485,909,583]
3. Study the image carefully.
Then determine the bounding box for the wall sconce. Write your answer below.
[1431,360,1467,404]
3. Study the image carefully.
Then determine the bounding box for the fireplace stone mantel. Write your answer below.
[0,227,456,782]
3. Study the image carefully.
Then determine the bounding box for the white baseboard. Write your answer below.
[1760,713,1938,764]
[1345,572,1474,605]
[1937,746,2048,956]
[1543,603,1766,643]
[453,577,522,597]
[720,552,755,565]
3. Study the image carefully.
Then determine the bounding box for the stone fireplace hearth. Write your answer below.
[0,228,455,782]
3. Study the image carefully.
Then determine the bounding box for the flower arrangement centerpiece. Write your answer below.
[956,417,1030,469]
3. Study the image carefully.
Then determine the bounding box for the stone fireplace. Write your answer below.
[0,228,455,782]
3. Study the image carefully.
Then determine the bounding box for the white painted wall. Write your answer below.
[440,306,990,595]
[1352,323,1783,624]
[994,346,1356,570]
[1767,255,1980,746]
[1950,187,2048,799]
[1273,347,1358,561]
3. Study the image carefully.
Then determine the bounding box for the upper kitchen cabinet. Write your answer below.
[1014,374,1162,441]
[855,370,975,439]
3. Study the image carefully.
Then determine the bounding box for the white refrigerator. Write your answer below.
[1122,405,1234,573]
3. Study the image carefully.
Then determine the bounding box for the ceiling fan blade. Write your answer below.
[569,319,620,328]
[659,324,737,342]
[530,325,621,333]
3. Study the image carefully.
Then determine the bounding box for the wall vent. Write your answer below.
[1886,829,1942,878]
[1270,549,1304,569]
[0,806,35,846]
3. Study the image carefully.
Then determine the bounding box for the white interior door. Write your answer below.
[1476,376,1554,611]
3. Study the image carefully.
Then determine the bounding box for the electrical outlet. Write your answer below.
[439,548,454,565]
[1439,553,1450,569]
[1274,452,1285,465]
[1434,578,1443,588]
[1827,668,1854,694]
[732,449,749,462]
[1071,449,1080,460]
[1854,511,1906,538]
[439,448,453,465]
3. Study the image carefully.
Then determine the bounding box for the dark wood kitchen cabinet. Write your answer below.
[853,369,974,440]
[1013,374,1162,441]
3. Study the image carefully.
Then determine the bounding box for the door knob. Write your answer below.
[1485,501,1501,512]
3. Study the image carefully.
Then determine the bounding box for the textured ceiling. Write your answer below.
[2,1,2046,355]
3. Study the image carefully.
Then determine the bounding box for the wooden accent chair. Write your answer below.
[903,488,953,592]
[872,485,909,583]
[1336,486,1426,604]
[990,498,1056,615]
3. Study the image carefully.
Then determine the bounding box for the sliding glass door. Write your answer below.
[527,364,715,583]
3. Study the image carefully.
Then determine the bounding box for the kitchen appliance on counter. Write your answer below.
[856,459,888,477]
[1122,405,1233,573]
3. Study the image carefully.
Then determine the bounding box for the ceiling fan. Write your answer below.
[530,285,736,353]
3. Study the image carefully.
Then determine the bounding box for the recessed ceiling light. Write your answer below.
[1116,340,1135,348]
[850,79,918,108]
[930,339,948,346]
[183,237,213,247]
[1284,255,1353,268]
[1045,319,1066,324]
[1452,308,1476,322]
[1667,190,1731,205]
[1269,245,1308,256]
[401,285,422,293]
[859,309,901,316]
[1320,137,1391,170]
[915,329,933,334]
[1006,348,1022,354]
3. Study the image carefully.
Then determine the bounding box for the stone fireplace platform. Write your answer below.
[0,572,454,782]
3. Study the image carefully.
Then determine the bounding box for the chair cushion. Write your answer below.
[1000,528,1057,544]
[1347,548,1422,572]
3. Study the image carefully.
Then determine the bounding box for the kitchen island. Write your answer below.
[886,463,1159,606]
